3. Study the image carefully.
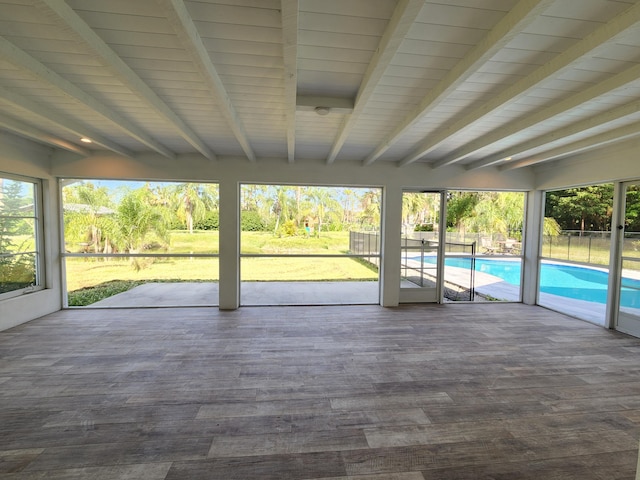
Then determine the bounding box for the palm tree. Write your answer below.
[342,188,355,225]
[107,188,170,270]
[358,189,381,230]
[462,192,524,240]
[173,183,216,234]
[271,186,293,234]
[306,187,335,237]
[62,182,114,253]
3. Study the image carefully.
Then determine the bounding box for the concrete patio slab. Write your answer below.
[90,281,380,307]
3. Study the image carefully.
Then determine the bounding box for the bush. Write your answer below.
[281,219,297,236]
[195,210,219,230]
[241,211,265,231]
[0,258,36,294]
[415,223,435,232]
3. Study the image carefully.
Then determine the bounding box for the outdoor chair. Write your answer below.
[480,237,498,254]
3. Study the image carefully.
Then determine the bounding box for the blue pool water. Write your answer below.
[417,256,640,308]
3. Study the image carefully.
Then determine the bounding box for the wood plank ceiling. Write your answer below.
[1,0,640,171]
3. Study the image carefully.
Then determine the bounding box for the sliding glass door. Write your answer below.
[616,182,640,337]
[399,191,443,303]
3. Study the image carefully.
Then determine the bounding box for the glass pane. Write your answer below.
[0,219,36,254]
[541,184,614,325]
[538,259,608,324]
[240,185,381,255]
[0,253,36,294]
[445,191,524,255]
[0,176,39,296]
[439,191,524,303]
[620,257,640,314]
[240,257,378,305]
[622,185,640,259]
[401,237,438,288]
[542,232,611,263]
[62,180,219,254]
[0,179,35,217]
[241,256,378,282]
[443,257,522,302]
[542,184,613,263]
[65,256,219,307]
[401,192,441,294]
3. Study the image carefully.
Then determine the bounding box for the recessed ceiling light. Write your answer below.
[80,137,92,143]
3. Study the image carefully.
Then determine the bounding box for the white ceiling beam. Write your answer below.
[501,121,640,171]
[38,0,215,160]
[466,99,640,170]
[436,63,640,167]
[0,36,175,159]
[158,0,256,162]
[0,115,90,156]
[326,0,424,165]
[402,0,640,168]
[0,85,133,157]
[363,0,555,166]
[281,0,298,163]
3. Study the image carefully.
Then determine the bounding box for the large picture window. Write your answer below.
[0,175,41,298]
[239,184,381,305]
[61,179,219,307]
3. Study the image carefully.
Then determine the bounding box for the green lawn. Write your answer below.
[165,230,353,255]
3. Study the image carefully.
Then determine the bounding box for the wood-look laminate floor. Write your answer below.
[1,303,640,479]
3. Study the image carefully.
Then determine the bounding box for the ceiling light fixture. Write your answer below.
[80,137,92,143]
[314,106,330,116]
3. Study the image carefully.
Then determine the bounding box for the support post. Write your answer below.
[218,180,239,310]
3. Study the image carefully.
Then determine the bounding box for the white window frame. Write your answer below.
[0,172,44,300]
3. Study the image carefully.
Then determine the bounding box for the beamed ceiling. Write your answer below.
[1,0,640,172]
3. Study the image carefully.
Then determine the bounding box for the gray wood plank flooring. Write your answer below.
[1,304,639,479]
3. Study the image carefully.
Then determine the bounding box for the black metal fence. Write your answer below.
[350,231,478,301]
[349,231,381,267]
[542,230,640,266]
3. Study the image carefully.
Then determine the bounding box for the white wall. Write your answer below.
[0,133,63,330]
[535,136,640,190]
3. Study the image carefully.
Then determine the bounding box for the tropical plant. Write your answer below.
[305,187,342,237]
[460,192,524,238]
[63,181,115,253]
[271,186,295,234]
[358,189,381,230]
[543,217,561,236]
[173,183,217,234]
[105,189,170,270]
[446,191,478,230]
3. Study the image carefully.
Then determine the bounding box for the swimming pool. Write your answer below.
[416,256,640,308]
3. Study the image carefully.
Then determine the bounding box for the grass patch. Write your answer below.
[68,280,149,306]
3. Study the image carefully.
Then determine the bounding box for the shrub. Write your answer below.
[281,219,297,236]
[195,210,219,230]
[241,211,265,231]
